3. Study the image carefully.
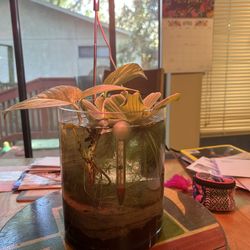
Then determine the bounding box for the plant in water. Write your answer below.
[4,63,180,203]
[4,63,181,249]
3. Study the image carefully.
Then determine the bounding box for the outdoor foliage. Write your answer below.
[46,0,83,11]
[116,0,159,69]
[46,0,159,69]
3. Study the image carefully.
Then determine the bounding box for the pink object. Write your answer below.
[164,174,191,192]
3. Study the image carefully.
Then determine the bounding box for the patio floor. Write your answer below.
[0,139,60,159]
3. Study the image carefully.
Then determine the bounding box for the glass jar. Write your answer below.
[58,107,166,250]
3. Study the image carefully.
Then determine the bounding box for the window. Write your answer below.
[115,0,159,69]
[0,44,15,87]
[0,0,160,158]
[201,0,250,137]
[79,46,109,58]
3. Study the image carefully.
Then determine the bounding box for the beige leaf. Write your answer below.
[36,85,83,103]
[120,91,129,99]
[153,93,181,111]
[143,92,162,108]
[103,63,147,86]
[4,85,83,116]
[80,84,134,99]
[103,98,127,120]
[110,94,126,106]
[94,95,105,111]
[80,99,104,120]
[120,92,148,122]
[120,92,147,113]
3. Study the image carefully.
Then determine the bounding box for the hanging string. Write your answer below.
[96,14,117,70]
[93,0,99,89]
[92,0,117,90]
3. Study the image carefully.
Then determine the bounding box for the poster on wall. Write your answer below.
[162,0,214,73]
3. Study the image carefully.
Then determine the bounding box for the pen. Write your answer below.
[12,170,28,191]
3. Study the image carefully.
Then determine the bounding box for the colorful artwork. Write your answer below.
[0,191,226,249]
[163,0,214,18]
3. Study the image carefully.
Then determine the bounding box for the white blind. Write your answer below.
[200,0,250,137]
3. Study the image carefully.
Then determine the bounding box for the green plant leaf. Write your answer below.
[103,63,147,86]
[4,85,82,116]
[143,92,161,108]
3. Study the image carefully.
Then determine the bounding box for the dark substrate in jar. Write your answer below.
[64,200,162,250]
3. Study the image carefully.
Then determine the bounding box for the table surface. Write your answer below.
[0,157,250,249]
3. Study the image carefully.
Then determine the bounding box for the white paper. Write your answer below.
[186,156,250,191]
[0,171,23,181]
[214,158,250,178]
[186,156,220,175]
[235,178,250,192]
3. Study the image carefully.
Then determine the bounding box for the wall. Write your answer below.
[161,19,203,149]
[168,73,203,150]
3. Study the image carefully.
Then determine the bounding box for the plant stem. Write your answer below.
[116,139,126,205]
[71,126,112,185]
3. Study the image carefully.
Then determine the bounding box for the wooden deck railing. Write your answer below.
[0,78,76,144]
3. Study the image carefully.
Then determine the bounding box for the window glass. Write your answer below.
[0,1,18,158]
[0,45,14,84]
[79,46,109,58]
[115,0,159,69]
[0,0,160,159]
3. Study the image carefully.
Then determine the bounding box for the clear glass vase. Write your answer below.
[58,107,166,250]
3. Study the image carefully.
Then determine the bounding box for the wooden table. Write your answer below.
[165,158,250,249]
[0,158,250,249]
